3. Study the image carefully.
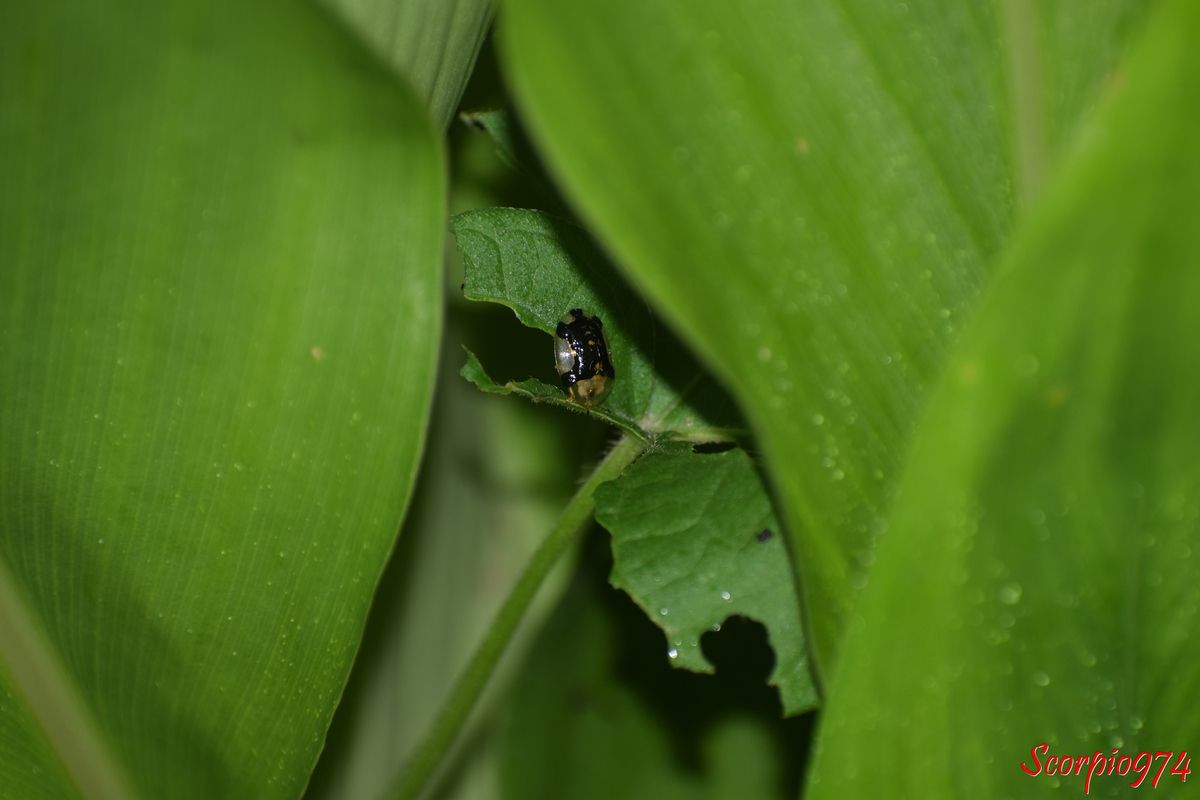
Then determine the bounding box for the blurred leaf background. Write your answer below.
[3,0,1197,799]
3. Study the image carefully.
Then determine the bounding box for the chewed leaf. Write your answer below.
[595,445,817,715]
[453,208,744,442]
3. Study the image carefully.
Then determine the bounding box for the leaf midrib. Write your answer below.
[0,555,137,800]
[1000,0,1049,209]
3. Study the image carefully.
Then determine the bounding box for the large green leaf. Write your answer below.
[319,0,493,129]
[809,3,1200,797]
[0,1,443,797]
[501,0,1145,673]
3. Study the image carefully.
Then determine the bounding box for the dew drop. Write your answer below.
[998,583,1023,605]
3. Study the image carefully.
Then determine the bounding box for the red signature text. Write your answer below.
[1022,743,1191,794]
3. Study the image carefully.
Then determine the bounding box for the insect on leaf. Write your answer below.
[454,208,745,443]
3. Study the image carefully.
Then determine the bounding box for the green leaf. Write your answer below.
[0,1,443,797]
[319,0,494,129]
[595,446,817,716]
[461,347,646,440]
[808,3,1200,797]
[501,0,1146,672]
[453,208,744,442]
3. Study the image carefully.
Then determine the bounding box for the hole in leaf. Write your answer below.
[699,615,775,685]
[691,441,737,454]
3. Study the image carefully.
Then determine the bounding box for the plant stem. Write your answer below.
[387,432,645,800]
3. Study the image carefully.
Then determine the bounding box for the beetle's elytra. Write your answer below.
[553,308,613,406]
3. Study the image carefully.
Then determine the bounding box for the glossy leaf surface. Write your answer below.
[809,3,1200,796]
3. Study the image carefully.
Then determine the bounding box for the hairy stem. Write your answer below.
[388,432,646,799]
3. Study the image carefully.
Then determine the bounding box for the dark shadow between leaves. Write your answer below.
[539,527,816,798]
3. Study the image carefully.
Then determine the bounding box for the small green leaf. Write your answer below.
[808,3,1200,797]
[453,208,744,442]
[461,347,646,439]
[596,446,816,715]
